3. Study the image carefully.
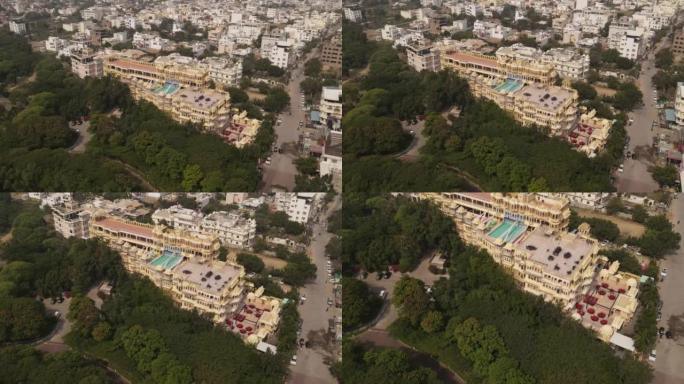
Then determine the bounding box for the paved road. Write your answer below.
[288,197,340,384]
[261,48,321,192]
[68,121,91,154]
[615,41,667,192]
[35,297,72,354]
[653,196,684,384]
[397,120,426,161]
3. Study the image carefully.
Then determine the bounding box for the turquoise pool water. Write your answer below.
[488,219,527,242]
[494,79,523,94]
[153,82,180,95]
[150,250,183,269]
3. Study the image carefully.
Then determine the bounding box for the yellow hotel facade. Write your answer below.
[415,193,640,342]
[89,215,281,344]
[440,50,581,135]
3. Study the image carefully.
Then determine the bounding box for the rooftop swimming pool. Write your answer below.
[153,82,180,96]
[150,250,183,270]
[488,219,527,243]
[494,79,524,94]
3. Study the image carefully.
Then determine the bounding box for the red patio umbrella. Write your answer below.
[588,307,595,314]
[236,323,243,329]
[608,294,616,300]
[598,290,606,295]
[591,315,599,321]
[618,288,626,294]
[601,283,609,288]
[600,319,608,325]
[598,312,606,318]
[240,329,246,334]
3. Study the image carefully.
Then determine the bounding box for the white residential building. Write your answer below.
[675,82,684,127]
[406,41,441,72]
[608,21,645,61]
[344,7,363,22]
[268,42,292,69]
[319,86,342,124]
[274,193,317,225]
[541,47,590,80]
[70,50,103,79]
[152,205,203,233]
[201,212,257,249]
[9,20,27,35]
[52,202,91,239]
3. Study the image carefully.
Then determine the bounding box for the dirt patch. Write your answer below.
[576,208,646,238]
[254,253,288,269]
[593,84,617,97]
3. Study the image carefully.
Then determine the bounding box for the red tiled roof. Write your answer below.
[95,217,155,239]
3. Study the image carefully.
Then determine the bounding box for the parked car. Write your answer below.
[379,290,387,299]
[290,355,297,366]
[661,268,668,278]
[649,350,656,363]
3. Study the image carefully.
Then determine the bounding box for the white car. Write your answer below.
[649,350,656,362]
[661,268,668,278]
[618,164,624,173]
[290,355,297,366]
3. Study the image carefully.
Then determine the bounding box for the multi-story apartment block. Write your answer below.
[9,20,27,35]
[549,193,611,211]
[320,34,342,72]
[152,205,256,249]
[70,50,104,79]
[201,211,257,249]
[344,7,363,22]
[675,82,684,127]
[405,40,441,72]
[417,193,640,343]
[152,205,203,232]
[541,47,590,80]
[319,86,342,124]
[268,41,292,69]
[673,30,684,61]
[608,20,645,61]
[274,193,317,225]
[52,201,91,239]
[320,131,342,192]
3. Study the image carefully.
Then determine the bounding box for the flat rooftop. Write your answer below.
[94,217,155,239]
[173,260,241,294]
[446,51,498,69]
[517,84,575,112]
[174,88,227,110]
[518,226,594,279]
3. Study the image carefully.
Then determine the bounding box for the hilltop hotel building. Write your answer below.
[415,193,640,343]
[65,211,281,345]
[440,45,612,156]
[103,52,231,131]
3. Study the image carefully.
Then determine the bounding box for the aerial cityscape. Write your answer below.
[0,192,341,383]
[3,0,684,383]
[343,0,684,193]
[0,0,341,192]
[342,192,683,384]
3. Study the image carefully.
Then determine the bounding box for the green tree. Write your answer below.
[181,164,204,191]
[342,278,382,331]
[420,310,444,333]
[392,276,429,326]
[91,321,113,342]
